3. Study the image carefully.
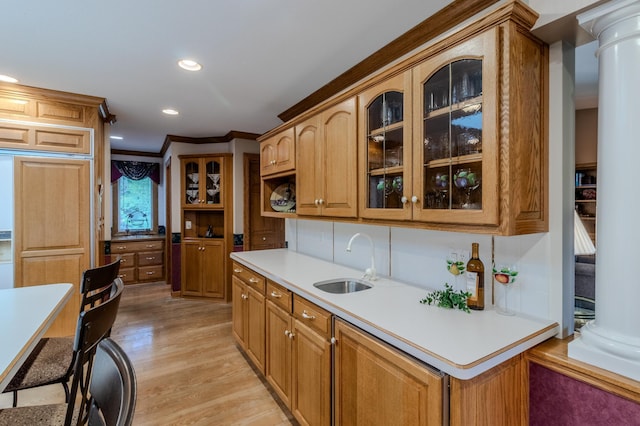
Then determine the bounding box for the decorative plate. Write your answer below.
[270,183,296,212]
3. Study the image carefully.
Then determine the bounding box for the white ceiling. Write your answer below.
[1,0,597,153]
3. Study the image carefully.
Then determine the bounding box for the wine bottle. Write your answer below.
[465,242,484,310]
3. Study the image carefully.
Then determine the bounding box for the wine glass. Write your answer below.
[493,264,518,315]
[446,252,466,292]
[431,172,448,208]
[453,168,480,208]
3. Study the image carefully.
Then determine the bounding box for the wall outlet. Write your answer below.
[185,220,192,230]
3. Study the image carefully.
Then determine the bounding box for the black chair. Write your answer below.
[3,259,121,407]
[86,338,137,426]
[0,277,124,426]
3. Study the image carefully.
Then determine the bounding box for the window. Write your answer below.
[111,161,159,235]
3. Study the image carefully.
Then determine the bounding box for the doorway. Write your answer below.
[243,154,285,250]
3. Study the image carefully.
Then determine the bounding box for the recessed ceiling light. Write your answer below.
[110,135,123,140]
[178,59,202,71]
[0,74,19,83]
[162,108,179,116]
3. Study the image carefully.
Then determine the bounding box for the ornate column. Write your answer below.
[569,0,640,381]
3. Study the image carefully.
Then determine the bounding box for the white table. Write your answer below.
[0,283,74,390]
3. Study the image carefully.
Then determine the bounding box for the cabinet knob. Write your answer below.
[270,291,282,298]
[318,199,324,205]
[411,195,418,204]
[241,294,248,300]
[314,199,319,206]
[262,237,267,241]
[401,196,408,204]
[284,330,290,337]
[301,310,316,320]
[271,160,276,165]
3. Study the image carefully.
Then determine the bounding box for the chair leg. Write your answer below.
[63,381,70,403]
[12,390,17,407]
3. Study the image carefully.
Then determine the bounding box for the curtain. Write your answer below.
[111,160,160,184]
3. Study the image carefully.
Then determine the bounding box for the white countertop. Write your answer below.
[0,283,74,390]
[231,249,558,380]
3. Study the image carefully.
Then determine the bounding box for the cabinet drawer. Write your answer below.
[115,253,135,268]
[111,240,164,253]
[232,261,265,293]
[293,295,331,337]
[138,265,163,281]
[138,251,163,266]
[266,280,292,312]
[118,268,136,284]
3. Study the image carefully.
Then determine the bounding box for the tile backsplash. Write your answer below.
[286,218,551,320]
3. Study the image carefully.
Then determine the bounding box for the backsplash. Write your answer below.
[285,218,550,320]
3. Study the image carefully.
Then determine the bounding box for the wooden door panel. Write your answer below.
[231,277,246,344]
[202,240,224,298]
[246,287,265,373]
[14,157,90,337]
[295,117,322,215]
[292,320,331,426]
[181,242,202,296]
[266,302,292,406]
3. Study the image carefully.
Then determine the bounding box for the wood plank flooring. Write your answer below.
[1,282,296,425]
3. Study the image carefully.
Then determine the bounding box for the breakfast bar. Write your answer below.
[0,283,74,390]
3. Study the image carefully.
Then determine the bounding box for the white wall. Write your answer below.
[164,139,259,234]
[286,219,552,320]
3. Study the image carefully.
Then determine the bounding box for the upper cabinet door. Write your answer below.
[358,71,412,220]
[182,156,226,209]
[412,29,499,226]
[261,128,295,177]
[296,97,357,218]
[321,98,357,218]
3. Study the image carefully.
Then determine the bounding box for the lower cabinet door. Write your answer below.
[202,240,224,298]
[231,277,246,345]
[291,320,331,426]
[245,286,266,373]
[334,319,444,426]
[181,241,203,296]
[266,301,293,406]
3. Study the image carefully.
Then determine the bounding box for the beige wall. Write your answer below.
[575,108,598,165]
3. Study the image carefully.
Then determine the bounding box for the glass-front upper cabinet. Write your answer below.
[181,156,224,208]
[359,72,412,220]
[412,30,498,226]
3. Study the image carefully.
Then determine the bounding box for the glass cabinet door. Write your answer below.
[423,59,483,212]
[184,160,200,206]
[359,72,411,220]
[204,158,222,206]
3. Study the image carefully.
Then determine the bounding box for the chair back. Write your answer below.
[66,277,124,426]
[80,259,121,310]
[87,338,137,426]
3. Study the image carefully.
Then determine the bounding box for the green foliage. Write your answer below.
[118,177,153,232]
[419,283,472,313]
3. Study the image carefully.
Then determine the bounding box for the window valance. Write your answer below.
[111,160,160,184]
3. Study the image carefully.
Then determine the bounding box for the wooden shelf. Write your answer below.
[426,153,483,168]
[423,95,483,120]
[368,166,404,176]
[368,121,404,136]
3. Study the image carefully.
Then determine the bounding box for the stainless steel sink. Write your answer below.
[313,278,372,294]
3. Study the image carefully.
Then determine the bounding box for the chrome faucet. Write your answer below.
[346,232,377,281]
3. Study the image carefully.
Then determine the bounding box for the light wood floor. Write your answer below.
[1,282,296,426]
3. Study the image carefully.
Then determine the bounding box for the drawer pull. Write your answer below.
[233,268,243,273]
[117,246,126,250]
[270,291,282,298]
[249,278,259,283]
[121,259,127,263]
[301,310,316,320]
[145,257,156,260]
[145,244,155,248]
[146,271,155,275]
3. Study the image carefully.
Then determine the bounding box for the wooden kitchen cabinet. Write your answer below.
[334,318,444,426]
[231,262,266,373]
[260,127,295,177]
[180,154,233,300]
[359,71,413,220]
[409,11,547,234]
[296,97,357,218]
[181,155,226,208]
[110,238,164,284]
[181,239,225,298]
[264,282,331,426]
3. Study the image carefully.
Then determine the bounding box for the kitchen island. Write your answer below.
[231,248,557,380]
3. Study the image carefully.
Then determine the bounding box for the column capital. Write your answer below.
[578,0,640,40]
